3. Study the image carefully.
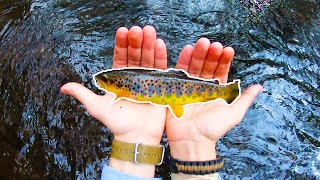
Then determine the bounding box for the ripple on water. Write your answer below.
[0,0,319,179]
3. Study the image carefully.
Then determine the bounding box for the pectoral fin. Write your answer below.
[169,104,184,119]
[112,91,130,103]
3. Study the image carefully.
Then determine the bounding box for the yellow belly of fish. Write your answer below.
[135,92,213,105]
[135,92,219,119]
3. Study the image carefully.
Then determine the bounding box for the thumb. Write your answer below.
[61,82,100,107]
[232,84,263,121]
[60,82,113,119]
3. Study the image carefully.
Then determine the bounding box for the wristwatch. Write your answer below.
[110,139,165,165]
[169,155,224,175]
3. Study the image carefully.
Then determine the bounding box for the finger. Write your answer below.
[154,39,167,69]
[214,47,235,83]
[176,45,194,71]
[128,26,143,67]
[188,38,210,77]
[112,27,129,68]
[61,82,113,120]
[232,84,263,124]
[141,26,157,68]
[200,42,223,79]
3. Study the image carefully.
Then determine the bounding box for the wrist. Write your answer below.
[114,134,161,146]
[109,157,156,178]
[169,140,217,161]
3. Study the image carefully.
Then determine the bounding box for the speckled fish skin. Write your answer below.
[94,68,240,118]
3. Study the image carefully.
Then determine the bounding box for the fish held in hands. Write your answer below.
[93,68,241,119]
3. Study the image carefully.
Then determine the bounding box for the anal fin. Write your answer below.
[169,104,184,119]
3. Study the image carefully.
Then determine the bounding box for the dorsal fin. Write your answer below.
[168,69,189,77]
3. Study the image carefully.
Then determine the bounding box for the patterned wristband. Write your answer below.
[169,155,224,175]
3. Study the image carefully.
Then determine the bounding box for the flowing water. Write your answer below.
[0,0,319,179]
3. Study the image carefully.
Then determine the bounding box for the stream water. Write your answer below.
[0,0,319,179]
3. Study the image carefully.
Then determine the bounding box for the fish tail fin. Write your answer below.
[219,80,240,104]
[168,104,184,119]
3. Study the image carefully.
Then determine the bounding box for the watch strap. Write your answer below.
[169,155,224,175]
[110,140,165,165]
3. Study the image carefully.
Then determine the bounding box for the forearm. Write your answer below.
[109,158,156,178]
[102,164,161,180]
[171,173,219,180]
[169,140,217,161]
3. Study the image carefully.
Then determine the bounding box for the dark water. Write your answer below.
[0,0,319,179]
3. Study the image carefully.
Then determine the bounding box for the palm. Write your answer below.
[91,95,166,139]
[166,100,238,143]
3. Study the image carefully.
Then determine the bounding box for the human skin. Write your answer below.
[61,25,262,178]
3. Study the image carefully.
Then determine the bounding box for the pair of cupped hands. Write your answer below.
[61,26,262,164]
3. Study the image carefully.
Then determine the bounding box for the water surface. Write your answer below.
[0,0,319,179]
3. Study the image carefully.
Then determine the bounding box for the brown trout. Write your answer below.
[93,68,240,119]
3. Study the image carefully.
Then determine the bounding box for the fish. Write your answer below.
[93,68,241,119]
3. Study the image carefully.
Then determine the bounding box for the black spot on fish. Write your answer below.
[186,87,193,96]
[166,87,172,95]
[208,88,213,96]
[116,82,123,88]
[109,79,115,84]
[176,84,182,97]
